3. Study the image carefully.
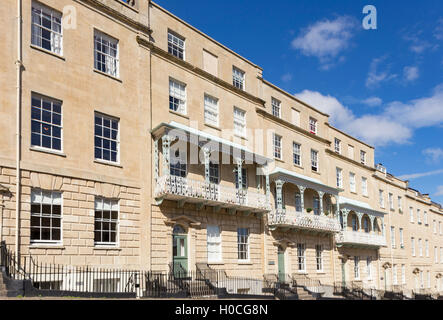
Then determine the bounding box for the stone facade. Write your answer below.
[0,0,442,296]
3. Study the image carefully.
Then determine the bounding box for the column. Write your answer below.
[154,138,159,182]
[298,185,306,213]
[369,215,376,234]
[265,174,271,204]
[381,217,385,236]
[275,179,285,211]
[334,195,340,220]
[342,208,350,229]
[162,135,172,176]
[203,147,211,183]
[357,212,363,230]
[318,191,325,216]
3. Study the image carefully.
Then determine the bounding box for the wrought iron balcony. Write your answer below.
[268,209,341,233]
[335,230,387,247]
[155,175,270,213]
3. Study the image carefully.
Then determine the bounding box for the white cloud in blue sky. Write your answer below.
[291,16,357,69]
[365,56,398,88]
[403,66,420,82]
[423,148,443,163]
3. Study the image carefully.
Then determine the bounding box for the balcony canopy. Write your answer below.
[269,167,340,195]
[339,196,386,217]
[151,121,272,165]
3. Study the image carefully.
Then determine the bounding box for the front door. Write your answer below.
[278,246,285,282]
[173,225,188,277]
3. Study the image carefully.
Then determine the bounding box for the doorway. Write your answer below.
[172,225,188,277]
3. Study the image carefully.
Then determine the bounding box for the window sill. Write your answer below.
[204,123,221,131]
[238,261,253,265]
[293,164,303,170]
[316,271,325,274]
[169,110,189,119]
[311,170,321,175]
[93,69,122,82]
[93,246,121,251]
[274,158,284,163]
[30,44,65,61]
[94,159,123,168]
[30,146,66,157]
[29,244,65,249]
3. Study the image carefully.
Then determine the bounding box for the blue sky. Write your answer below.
[155,0,443,203]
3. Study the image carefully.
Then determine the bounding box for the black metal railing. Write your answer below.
[0,241,29,280]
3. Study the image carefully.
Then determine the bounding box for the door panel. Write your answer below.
[173,234,188,277]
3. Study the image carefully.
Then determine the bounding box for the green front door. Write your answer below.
[278,246,285,282]
[173,225,188,277]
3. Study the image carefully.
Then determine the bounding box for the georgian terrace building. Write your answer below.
[0,0,442,295]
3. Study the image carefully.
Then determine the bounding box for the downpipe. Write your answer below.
[15,0,23,261]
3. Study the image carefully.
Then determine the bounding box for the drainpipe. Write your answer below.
[15,0,23,260]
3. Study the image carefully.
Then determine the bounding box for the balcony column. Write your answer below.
[341,208,350,230]
[369,215,375,234]
[275,179,285,210]
[265,174,271,204]
[381,217,385,236]
[318,191,325,216]
[298,185,306,213]
[203,147,211,183]
[162,135,173,176]
[357,212,363,231]
[334,195,340,220]
[154,138,159,182]
[235,157,244,189]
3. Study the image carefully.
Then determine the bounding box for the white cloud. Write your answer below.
[291,16,357,69]
[435,186,443,196]
[362,97,382,107]
[366,57,397,88]
[398,169,443,181]
[294,84,443,147]
[403,66,419,82]
[434,19,443,40]
[403,31,434,54]
[423,148,443,163]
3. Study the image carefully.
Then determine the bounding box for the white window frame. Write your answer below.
[297,243,306,272]
[309,117,318,135]
[237,228,249,261]
[233,66,245,90]
[410,207,414,223]
[271,97,281,118]
[411,237,415,256]
[30,189,62,244]
[425,239,429,257]
[94,197,119,246]
[94,29,119,78]
[31,93,63,152]
[311,149,319,172]
[417,209,421,224]
[169,78,187,115]
[233,107,246,137]
[204,94,219,127]
[424,211,428,225]
[435,246,439,263]
[398,196,402,212]
[293,142,301,166]
[399,228,404,248]
[336,168,343,188]
[389,193,394,210]
[418,238,423,257]
[354,257,360,280]
[94,112,120,164]
[360,150,366,165]
[393,265,398,285]
[434,220,437,234]
[334,138,341,154]
[391,226,396,249]
[361,177,368,196]
[31,1,63,55]
[207,225,222,263]
[315,245,323,272]
[379,190,384,208]
[349,172,356,193]
[168,30,185,60]
[273,133,282,160]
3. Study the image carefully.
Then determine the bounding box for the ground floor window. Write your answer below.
[297,243,306,272]
[94,197,119,245]
[315,245,323,271]
[31,189,62,243]
[207,225,221,263]
[237,228,249,261]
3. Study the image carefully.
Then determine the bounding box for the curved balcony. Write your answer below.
[335,230,386,248]
[268,209,341,233]
[155,175,270,213]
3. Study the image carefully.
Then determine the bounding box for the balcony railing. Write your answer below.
[268,209,341,233]
[155,175,270,212]
[335,230,386,247]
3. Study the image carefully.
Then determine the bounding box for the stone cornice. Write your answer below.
[76,0,152,35]
[405,194,432,206]
[325,123,374,149]
[136,36,266,106]
[372,174,408,191]
[255,108,332,145]
[326,149,376,172]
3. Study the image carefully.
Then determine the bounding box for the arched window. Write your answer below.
[363,218,370,233]
[352,215,358,231]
